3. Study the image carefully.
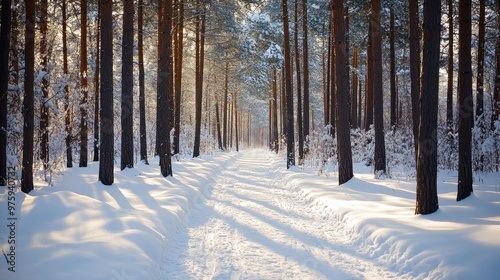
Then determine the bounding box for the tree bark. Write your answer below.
[371,0,386,175]
[282,0,295,168]
[22,0,35,193]
[294,0,303,163]
[138,0,147,163]
[62,0,73,167]
[234,91,239,152]
[333,0,353,185]
[351,48,358,129]
[173,0,184,155]
[215,93,223,150]
[79,0,89,167]
[99,0,114,185]
[494,1,500,129]
[329,13,336,137]
[390,8,397,129]
[272,68,279,152]
[409,0,421,159]
[193,1,205,158]
[365,19,373,131]
[121,0,134,170]
[457,0,473,201]
[446,0,454,128]
[302,0,310,141]
[323,26,330,127]
[0,0,12,185]
[415,0,441,215]
[93,0,100,162]
[223,61,229,150]
[475,0,485,119]
[475,0,485,170]
[40,0,49,172]
[157,0,173,175]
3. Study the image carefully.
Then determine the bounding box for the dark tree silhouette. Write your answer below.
[333,0,353,185]
[121,0,134,170]
[282,0,295,168]
[173,0,184,155]
[302,0,310,142]
[223,61,229,150]
[457,0,473,201]
[79,0,89,168]
[415,0,441,215]
[0,0,12,186]
[389,8,397,129]
[371,0,386,176]
[93,0,100,162]
[22,0,35,193]
[40,0,49,172]
[446,0,454,129]
[193,1,206,158]
[409,0,421,160]
[157,0,173,175]
[62,0,73,168]
[365,19,373,131]
[99,0,114,185]
[138,0,147,164]
[294,0,304,163]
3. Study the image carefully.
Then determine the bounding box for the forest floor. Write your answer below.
[163,150,401,279]
[1,149,499,279]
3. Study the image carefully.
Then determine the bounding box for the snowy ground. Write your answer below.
[1,149,499,279]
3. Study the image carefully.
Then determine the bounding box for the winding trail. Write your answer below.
[164,149,399,279]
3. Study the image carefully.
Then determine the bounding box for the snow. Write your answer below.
[1,149,499,279]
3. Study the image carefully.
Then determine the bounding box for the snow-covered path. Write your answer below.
[164,149,399,280]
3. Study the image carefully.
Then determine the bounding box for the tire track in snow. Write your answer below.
[164,149,401,279]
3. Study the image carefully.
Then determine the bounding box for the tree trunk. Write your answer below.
[138,0,147,163]
[193,1,205,158]
[173,0,184,155]
[415,0,441,215]
[329,13,336,137]
[457,0,473,201]
[409,0,420,159]
[371,0,386,176]
[157,0,173,175]
[390,8,397,129]
[294,0,303,163]
[79,0,89,167]
[475,0,485,119]
[93,0,100,162]
[358,78,362,129]
[40,0,49,172]
[494,1,500,129]
[365,19,373,131]
[215,93,223,150]
[269,90,272,150]
[62,0,73,168]
[333,0,353,185]
[234,91,239,152]
[272,68,279,153]
[99,0,114,185]
[229,100,233,148]
[351,48,358,129]
[22,0,35,193]
[121,0,134,170]
[0,0,11,185]
[302,0,310,141]
[475,0,485,170]
[281,67,286,138]
[323,26,330,127]
[446,0,454,128]
[223,61,229,150]
[282,0,295,168]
